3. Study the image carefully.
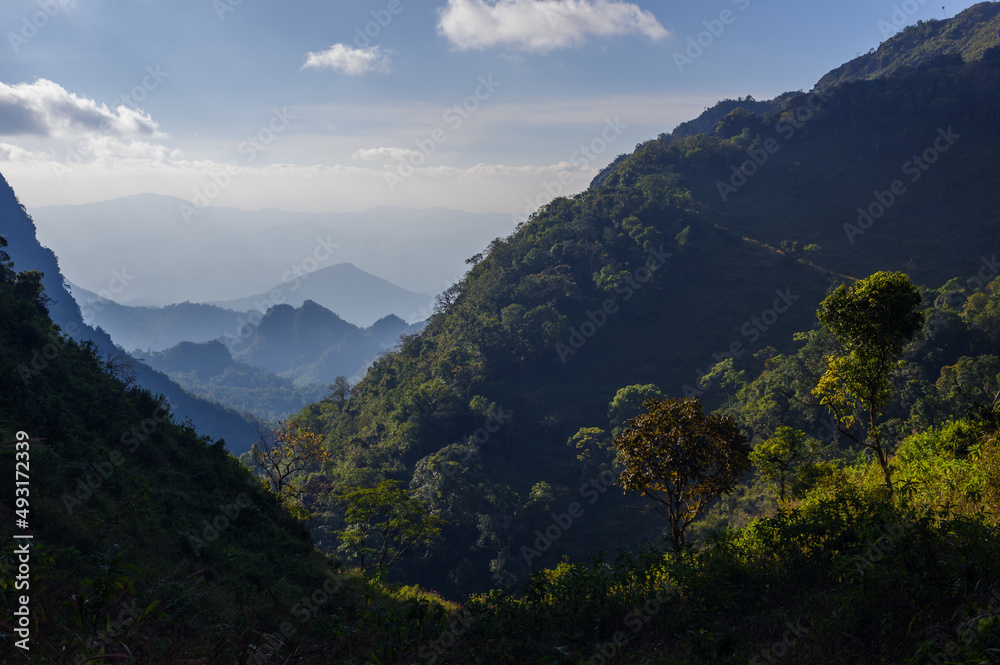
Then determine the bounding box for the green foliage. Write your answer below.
[750,426,817,503]
[814,272,924,491]
[607,383,665,438]
[613,397,751,550]
[335,480,446,579]
[567,426,609,463]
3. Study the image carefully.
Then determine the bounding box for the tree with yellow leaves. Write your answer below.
[613,396,750,551]
[250,420,331,506]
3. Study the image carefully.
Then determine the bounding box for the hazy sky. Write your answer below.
[0,0,980,215]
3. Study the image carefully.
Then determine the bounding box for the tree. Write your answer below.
[608,384,665,438]
[750,426,816,503]
[813,271,924,493]
[250,420,331,506]
[567,427,609,463]
[613,396,751,551]
[335,480,445,578]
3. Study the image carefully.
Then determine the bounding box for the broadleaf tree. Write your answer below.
[335,480,445,578]
[613,396,751,551]
[813,271,924,493]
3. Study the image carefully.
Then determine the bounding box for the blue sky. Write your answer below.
[0,0,982,215]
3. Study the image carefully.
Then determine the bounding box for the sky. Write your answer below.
[0,0,984,217]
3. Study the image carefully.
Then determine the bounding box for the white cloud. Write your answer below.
[302,44,393,76]
[352,147,421,162]
[437,0,669,52]
[0,78,163,139]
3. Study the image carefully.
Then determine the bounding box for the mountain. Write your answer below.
[292,13,1000,596]
[133,303,424,420]
[0,174,260,454]
[209,263,433,327]
[134,340,329,422]
[0,246,423,662]
[29,195,514,303]
[817,1,1000,88]
[70,284,248,351]
[230,300,426,385]
[7,6,1000,663]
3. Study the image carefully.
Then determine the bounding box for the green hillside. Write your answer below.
[0,237,453,663]
[294,31,1000,596]
[818,2,1000,88]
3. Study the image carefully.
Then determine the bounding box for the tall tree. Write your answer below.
[335,480,445,578]
[250,420,331,507]
[613,396,750,551]
[750,426,815,503]
[813,271,924,493]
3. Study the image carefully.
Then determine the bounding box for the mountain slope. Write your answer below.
[69,285,248,351]
[231,301,425,385]
[0,174,260,454]
[0,239,451,662]
[294,33,1000,594]
[817,2,1000,88]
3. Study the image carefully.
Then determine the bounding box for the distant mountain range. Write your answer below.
[208,263,433,327]
[228,299,426,385]
[74,281,426,417]
[71,260,432,348]
[29,195,514,307]
[0,174,260,454]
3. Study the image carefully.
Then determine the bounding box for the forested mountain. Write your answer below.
[0,240,445,662]
[230,302,425,384]
[293,12,1000,596]
[5,5,1000,664]
[817,1,1000,88]
[133,306,425,421]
